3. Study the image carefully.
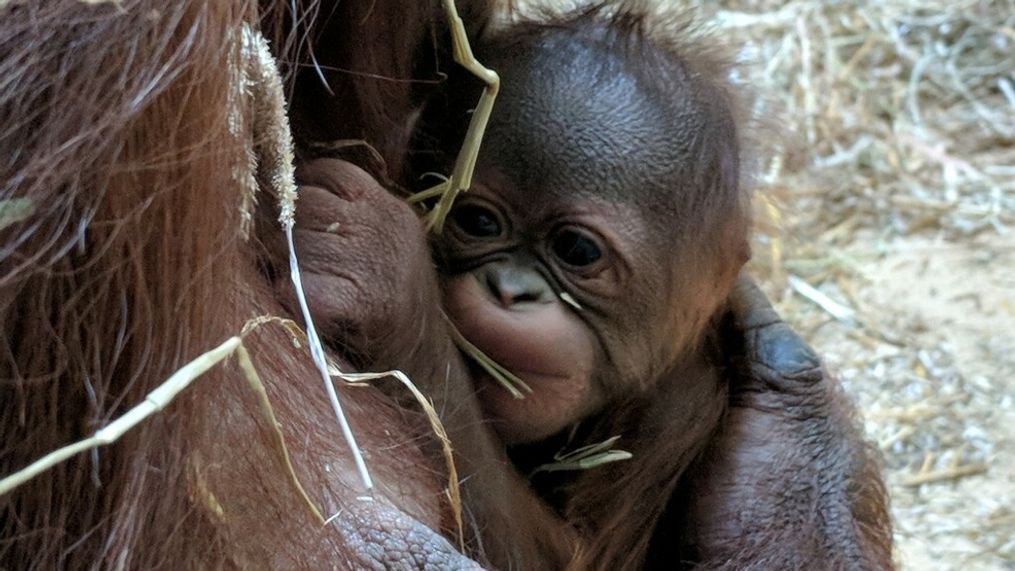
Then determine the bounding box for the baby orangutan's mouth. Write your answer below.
[444,273,603,444]
[445,274,590,374]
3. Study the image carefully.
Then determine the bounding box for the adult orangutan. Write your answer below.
[0,0,890,569]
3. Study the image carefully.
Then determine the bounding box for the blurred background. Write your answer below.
[706,1,1014,569]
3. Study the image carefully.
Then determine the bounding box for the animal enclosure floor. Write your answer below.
[704,0,1014,565]
[759,230,1015,570]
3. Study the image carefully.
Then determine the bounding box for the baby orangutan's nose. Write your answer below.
[481,263,555,308]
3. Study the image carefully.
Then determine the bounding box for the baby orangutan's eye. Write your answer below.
[551,229,603,268]
[452,204,502,238]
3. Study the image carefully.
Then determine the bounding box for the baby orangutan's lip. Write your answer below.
[476,363,570,396]
[444,273,593,385]
[444,273,601,444]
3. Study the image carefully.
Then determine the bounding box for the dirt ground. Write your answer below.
[754,228,1014,570]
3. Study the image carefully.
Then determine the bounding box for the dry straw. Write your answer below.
[711,0,1012,566]
[714,0,1013,240]
[241,23,374,490]
[409,0,501,232]
[0,328,324,525]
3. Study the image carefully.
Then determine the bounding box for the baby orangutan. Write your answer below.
[414,7,892,570]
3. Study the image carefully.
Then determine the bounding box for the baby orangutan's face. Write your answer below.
[436,168,681,444]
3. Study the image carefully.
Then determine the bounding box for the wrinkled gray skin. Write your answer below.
[332,504,482,570]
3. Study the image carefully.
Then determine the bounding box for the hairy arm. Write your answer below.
[684,277,892,570]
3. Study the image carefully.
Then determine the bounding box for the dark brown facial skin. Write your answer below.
[443,260,601,443]
[434,16,748,446]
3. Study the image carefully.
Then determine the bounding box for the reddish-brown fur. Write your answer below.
[0,1,545,568]
[1,1,890,569]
